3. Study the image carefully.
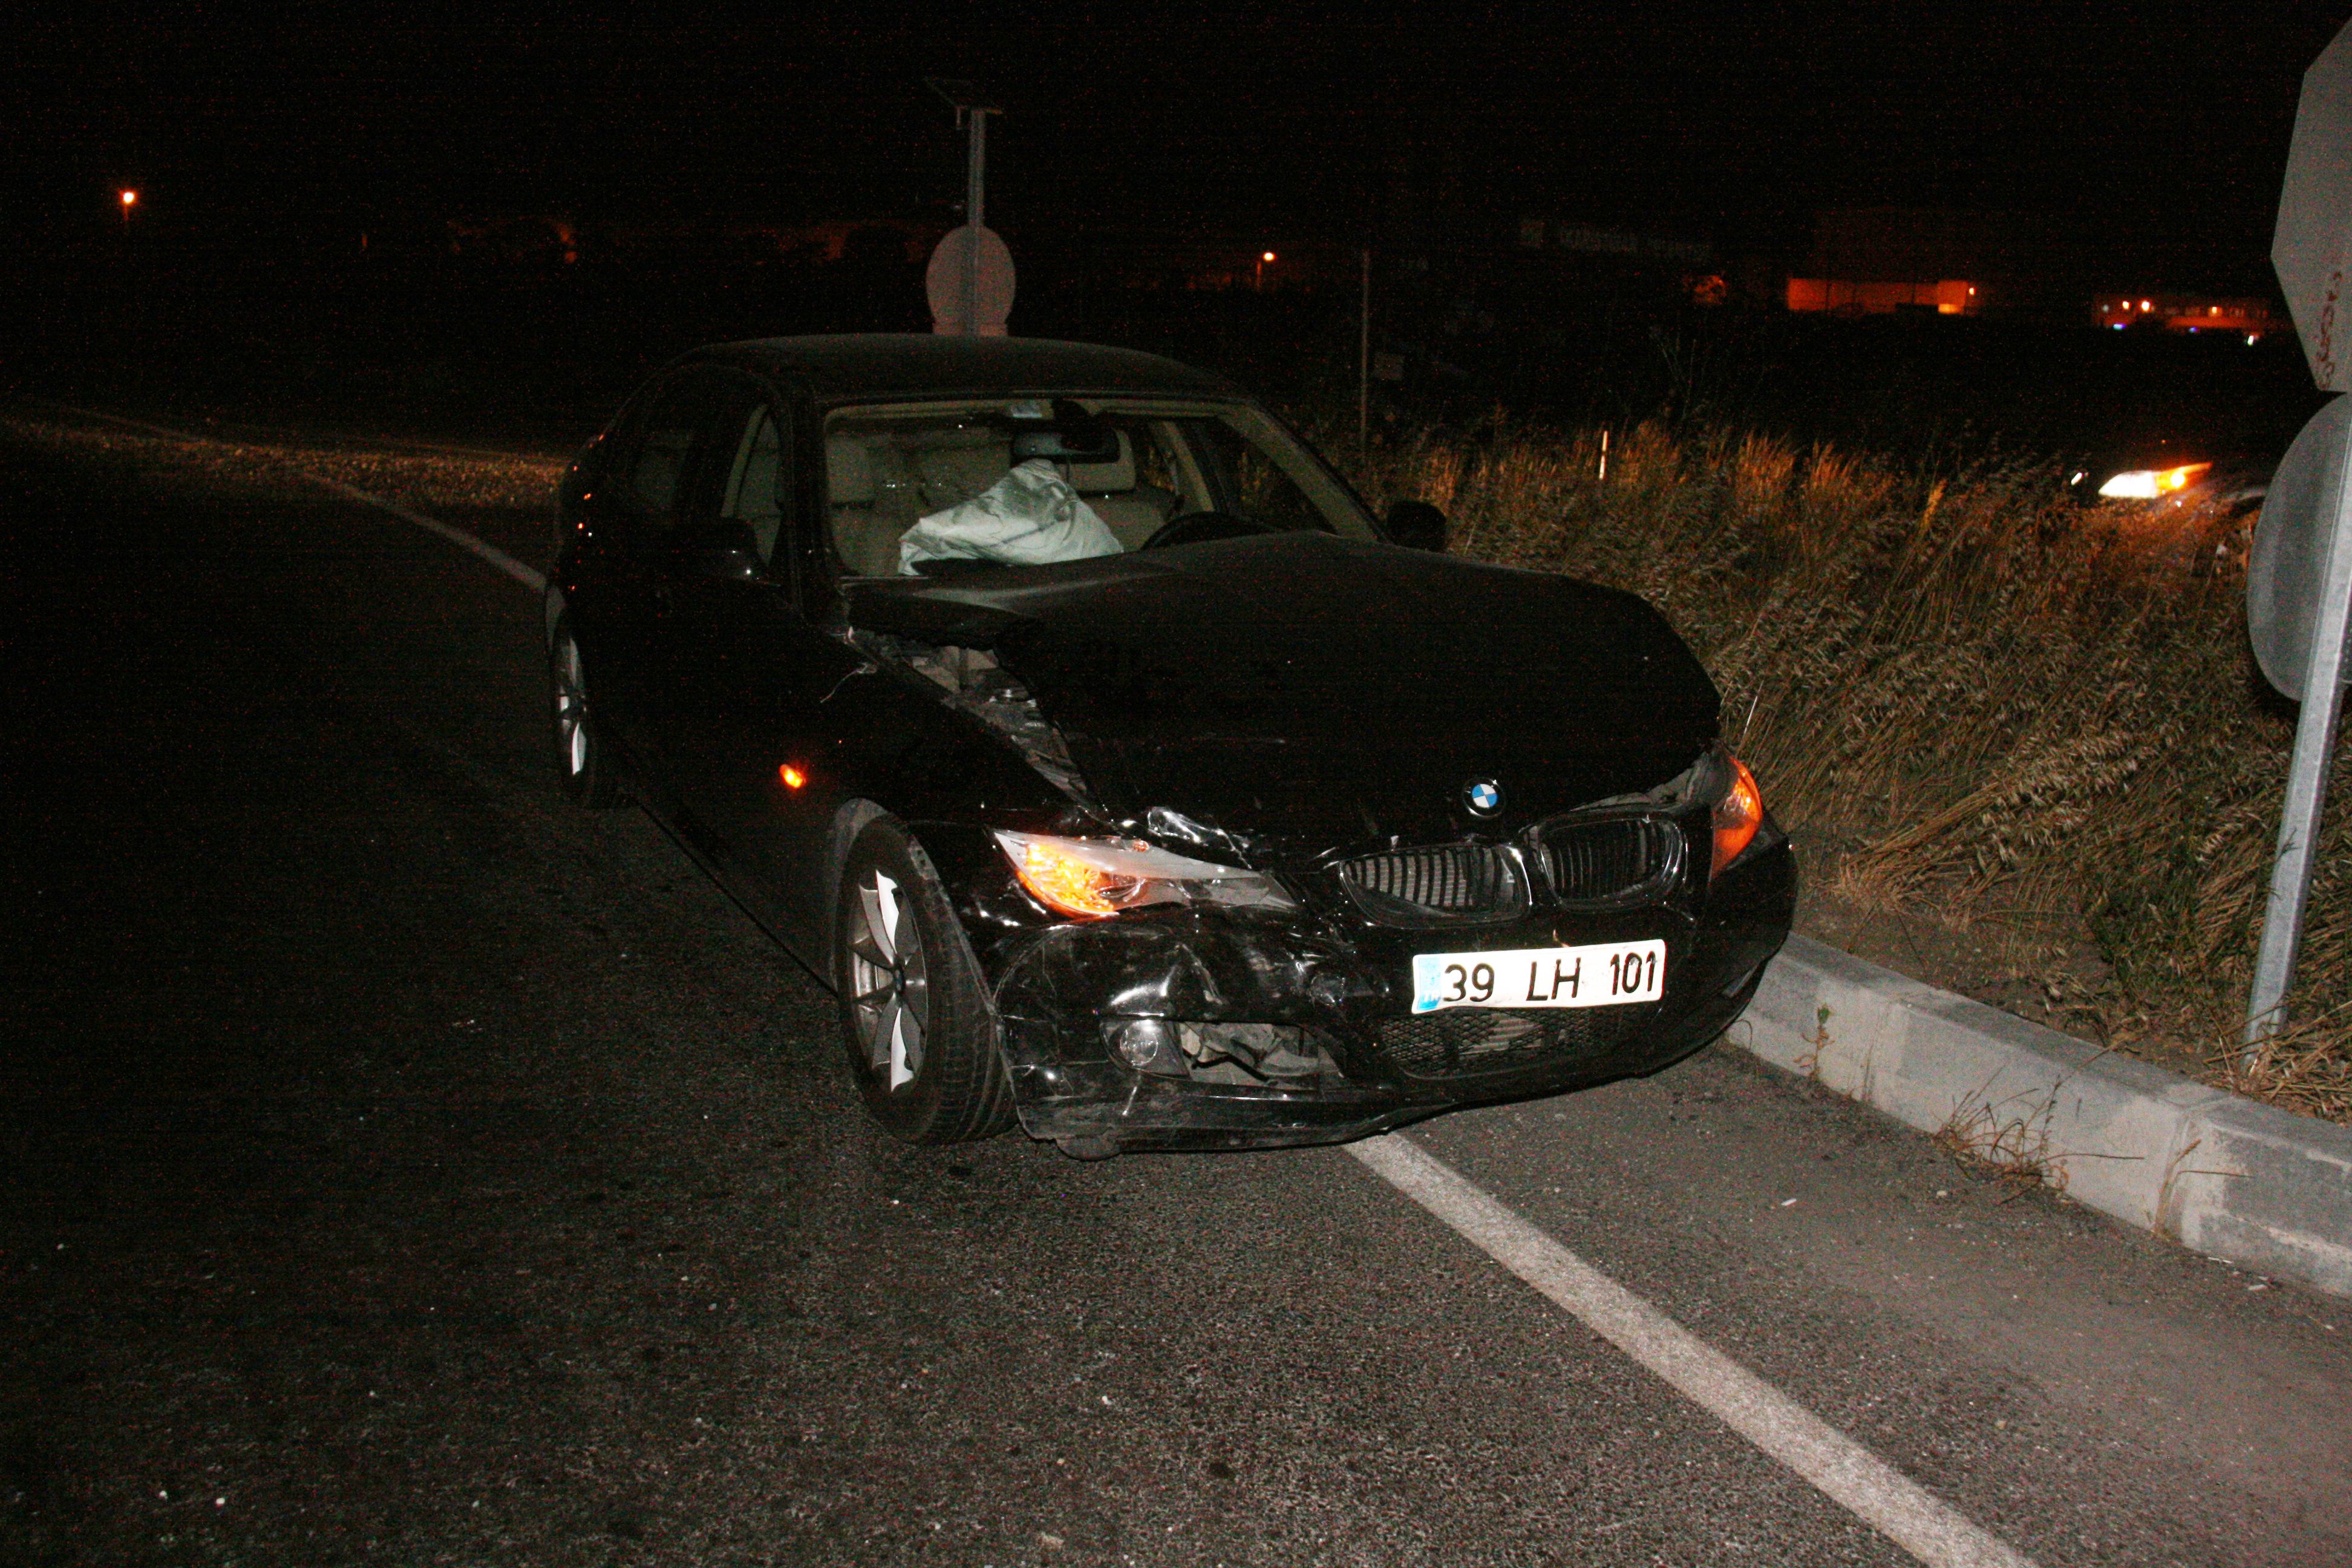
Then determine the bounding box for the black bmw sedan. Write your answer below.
[546,334,1794,1157]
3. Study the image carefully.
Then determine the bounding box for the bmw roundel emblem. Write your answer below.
[1463,779,1503,817]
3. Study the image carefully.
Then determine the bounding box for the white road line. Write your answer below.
[59,396,2034,1566]
[304,474,546,593]
[45,402,217,445]
[1350,1135,2039,1568]
[41,402,547,593]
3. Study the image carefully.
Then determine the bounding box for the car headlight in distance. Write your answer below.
[994,831,1298,920]
[1711,756,1765,874]
[2097,462,2211,500]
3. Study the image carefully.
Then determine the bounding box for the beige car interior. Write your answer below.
[826,423,1182,576]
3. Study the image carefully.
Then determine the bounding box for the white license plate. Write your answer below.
[1410,939,1665,1013]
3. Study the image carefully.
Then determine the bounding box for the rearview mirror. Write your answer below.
[1384,500,1447,552]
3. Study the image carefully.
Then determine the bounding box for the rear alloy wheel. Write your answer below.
[549,624,621,808]
[835,815,1015,1145]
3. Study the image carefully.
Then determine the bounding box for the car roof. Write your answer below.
[691,333,1243,403]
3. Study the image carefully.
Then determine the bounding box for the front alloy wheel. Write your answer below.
[832,815,1015,1145]
[549,624,620,808]
[846,864,928,1091]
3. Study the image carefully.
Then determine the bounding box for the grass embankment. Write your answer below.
[1339,419,2352,1123]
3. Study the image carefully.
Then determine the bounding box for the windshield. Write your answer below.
[822,397,1376,577]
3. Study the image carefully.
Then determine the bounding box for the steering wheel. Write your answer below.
[1138,511,1278,549]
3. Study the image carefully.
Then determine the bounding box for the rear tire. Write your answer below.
[834,815,1016,1145]
[549,622,622,809]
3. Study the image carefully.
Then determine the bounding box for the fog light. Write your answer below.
[1104,1018,1187,1078]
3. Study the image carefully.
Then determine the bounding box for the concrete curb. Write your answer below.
[1734,936,2352,1299]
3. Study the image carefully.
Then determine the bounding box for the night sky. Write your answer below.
[9,2,2350,292]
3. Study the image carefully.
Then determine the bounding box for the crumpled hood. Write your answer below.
[843,532,1721,847]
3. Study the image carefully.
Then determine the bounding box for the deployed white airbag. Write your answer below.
[898,459,1124,573]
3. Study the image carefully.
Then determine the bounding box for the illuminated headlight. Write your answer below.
[2097,462,2211,500]
[995,831,1298,920]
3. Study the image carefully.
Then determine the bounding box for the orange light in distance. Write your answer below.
[120,189,137,209]
[1262,250,1276,263]
[1712,756,1764,875]
[2156,463,2212,495]
[1008,839,1129,919]
[778,763,807,790]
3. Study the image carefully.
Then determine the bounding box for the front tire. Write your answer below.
[549,622,622,809]
[834,815,1015,1145]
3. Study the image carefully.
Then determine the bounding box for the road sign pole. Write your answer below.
[1357,248,1371,460]
[924,79,1010,337]
[2246,429,2352,1050]
[963,109,987,339]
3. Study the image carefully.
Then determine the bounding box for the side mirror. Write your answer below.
[668,520,766,581]
[1384,499,1448,552]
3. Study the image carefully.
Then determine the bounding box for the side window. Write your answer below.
[1189,420,1331,534]
[717,402,791,564]
[629,382,704,521]
[580,394,650,505]
[616,369,742,533]
[1142,419,1214,512]
[1132,423,1183,497]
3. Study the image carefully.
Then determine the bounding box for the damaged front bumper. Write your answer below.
[933,823,1797,1156]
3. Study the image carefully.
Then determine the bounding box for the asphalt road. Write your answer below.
[4,410,2350,1568]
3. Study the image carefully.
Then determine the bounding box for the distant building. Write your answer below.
[1515,219,1711,268]
[1786,276,1982,316]
[1512,218,1722,307]
[1783,207,2013,318]
[2090,293,2285,339]
[444,214,582,267]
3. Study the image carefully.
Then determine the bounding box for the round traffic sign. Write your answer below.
[2249,393,2352,697]
[925,224,1014,336]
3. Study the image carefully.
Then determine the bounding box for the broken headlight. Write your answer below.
[1691,747,1766,874]
[994,831,1298,920]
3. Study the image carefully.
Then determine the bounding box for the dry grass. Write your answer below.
[2,411,562,515]
[1327,414,2352,1122]
[1933,1085,2068,1199]
[2214,1005,2352,1123]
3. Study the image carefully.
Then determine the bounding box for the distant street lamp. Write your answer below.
[120,189,137,224]
[1256,249,1276,289]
